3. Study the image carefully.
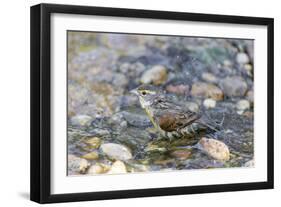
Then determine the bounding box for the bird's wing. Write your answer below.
[156,110,201,132]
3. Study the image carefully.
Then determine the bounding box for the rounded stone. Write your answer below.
[191,82,224,101]
[70,115,92,127]
[220,76,248,97]
[203,98,216,109]
[236,99,250,111]
[100,143,133,161]
[185,102,199,113]
[88,163,110,174]
[81,151,99,160]
[201,72,218,83]
[68,154,90,174]
[107,161,127,174]
[246,90,254,104]
[84,137,101,149]
[236,52,250,64]
[166,84,190,95]
[140,65,168,85]
[198,137,230,161]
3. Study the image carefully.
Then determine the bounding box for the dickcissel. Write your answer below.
[131,84,219,140]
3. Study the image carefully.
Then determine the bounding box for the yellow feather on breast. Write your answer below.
[144,107,158,130]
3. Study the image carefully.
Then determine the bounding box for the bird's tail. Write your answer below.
[195,113,225,132]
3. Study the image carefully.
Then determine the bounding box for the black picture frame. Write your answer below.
[30,3,274,204]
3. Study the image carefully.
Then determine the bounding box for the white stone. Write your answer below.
[107,161,127,174]
[186,102,199,113]
[236,52,250,64]
[236,99,250,111]
[203,99,216,109]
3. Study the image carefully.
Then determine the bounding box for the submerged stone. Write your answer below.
[84,137,101,149]
[81,151,99,160]
[101,143,133,161]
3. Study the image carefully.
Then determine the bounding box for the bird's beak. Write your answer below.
[130,89,138,95]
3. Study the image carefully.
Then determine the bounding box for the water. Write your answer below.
[67,32,254,174]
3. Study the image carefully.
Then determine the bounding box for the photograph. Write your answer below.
[67,31,254,176]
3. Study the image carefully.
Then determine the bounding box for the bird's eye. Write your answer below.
[141,91,147,96]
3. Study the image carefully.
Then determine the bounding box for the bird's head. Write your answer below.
[130,85,161,108]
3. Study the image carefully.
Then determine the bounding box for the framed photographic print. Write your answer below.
[30,3,274,203]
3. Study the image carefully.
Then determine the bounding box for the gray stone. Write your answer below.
[70,115,93,127]
[101,143,133,161]
[201,72,218,83]
[220,76,248,97]
[236,52,250,64]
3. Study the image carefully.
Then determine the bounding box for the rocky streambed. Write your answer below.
[67,32,254,176]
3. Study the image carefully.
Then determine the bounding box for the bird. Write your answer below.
[130,84,220,140]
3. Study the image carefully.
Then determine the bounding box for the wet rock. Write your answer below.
[84,137,101,149]
[220,76,248,97]
[203,98,216,109]
[127,162,149,172]
[191,82,224,101]
[112,73,128,88]
[120,120,128,128]
[70,115,92,127]
[154,159,175,166]
[198,138,230,161]
[89,128,110,136]
[166,84,189,95]
[120,95,139,108]
[185,102,199,113]
[68,154,90,175]
[170,149,192,160]
[107,160,127,174]
[246,90,254,104]
[88,163,110,174]
[140,65,168,85]
[101,143,133,161]
[81,151,99,160]
[144,143,167,153]
[223,59,233,67]
[201,72,218,83]
[236,52,250,64]
[244,64,253,72]
[236,99,250,112]
[243,111,254,118]
[119,62,146,78]
[121,111,151,127]
[244,159,254,167]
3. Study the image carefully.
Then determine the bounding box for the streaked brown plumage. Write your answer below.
[131,85,218,140]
